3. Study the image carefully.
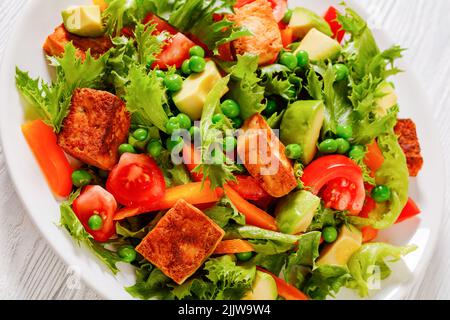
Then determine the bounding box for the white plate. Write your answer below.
[0,0,445,300]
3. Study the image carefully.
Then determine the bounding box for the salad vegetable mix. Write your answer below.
[16,0,424,300]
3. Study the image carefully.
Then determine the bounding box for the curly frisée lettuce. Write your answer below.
[171,255,256,300]
[350,132,409,229]
[347,243,417,297]
[16,43,109,132]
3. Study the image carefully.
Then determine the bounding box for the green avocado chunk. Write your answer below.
[62,5,104,37]
[280,100,325,165]
[289,7,333,39]
[275,190,321,235]
[294,28,342,61]
[243,271,278,300]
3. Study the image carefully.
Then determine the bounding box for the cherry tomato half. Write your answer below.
[106,153,166,207]
[153,33,196,70]
[73,186,117,242]
[301,155,366,215]
[228,175,271,201]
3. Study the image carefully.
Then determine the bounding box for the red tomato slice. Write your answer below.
[143,13,178,35]
[228,175,271,201]
[106,153,166,207]
[396,197,421,224]
[22,120,73,197]
[153,33,196,70]
[301,155,365,215]
[324,6,345,43]
[73,186,117,242]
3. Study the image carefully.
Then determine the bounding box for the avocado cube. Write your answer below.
[280,100,325,165]
[62,5,104,37]
[294,28,342,61]
[289,7,332,39]
[173,61,228,120]
[275,190,321,235]
[243,271,278,300]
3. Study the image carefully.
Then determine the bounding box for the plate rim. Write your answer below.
[0,0,446,300]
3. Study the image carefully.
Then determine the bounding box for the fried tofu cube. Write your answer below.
[43,24,112,59]
[394,119,424,177]
[58,88,130,170]
[230,0,283,65]
[237,114,298,198]
[136,199,225,285]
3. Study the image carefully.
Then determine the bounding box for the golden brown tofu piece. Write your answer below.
[230,0,283,65]
[58,88,130,170]
[136,199,225,285]
[43,25,113,59]
[394,119,424,177]
[237,114,297,198]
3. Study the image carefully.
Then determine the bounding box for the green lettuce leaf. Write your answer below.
[303,265,351,300]
[204,196,245,228]
[347,243,417,297]
[172,255,256,300]
[16,43,108,132]
[124,64,169,132]
[229,54,266,120]
[350,132,409,229]
[134,21,164,66]
[148,0,251,53]
[252,253,288,275]
[126,265,174,300]
[194,75,238,189]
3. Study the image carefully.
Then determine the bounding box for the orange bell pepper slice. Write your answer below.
[214,239,254,255]
[22,120,73,197]
[257,267,309,300]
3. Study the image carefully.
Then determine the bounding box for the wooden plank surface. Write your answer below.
[0,0,449,299]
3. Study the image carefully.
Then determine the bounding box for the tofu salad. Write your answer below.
[16,0,424,300]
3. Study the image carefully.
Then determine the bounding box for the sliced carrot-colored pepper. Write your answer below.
[22,120,73,197]
[214,239,254,255]
[224,185,278,231]
[257,267,309,300]
[364,140,385,175]
[114,181,222,220]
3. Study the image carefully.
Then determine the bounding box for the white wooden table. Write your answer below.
[0,0,449,300]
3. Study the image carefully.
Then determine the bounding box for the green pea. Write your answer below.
[181,60,191,75]
[119,143,136,155]
[212,113,225,124]
[166,137,184,152]
[155,69,165,79]
[282,9,293,24]
[177,113,192,130]
[333,64,349,82]
[88,214,103,231]
[147,140,162,158]
[232,117,243,129]
[71,170,92,188]
[371,185,391,203]
[349,145,365,160]
[221,99,241,118]
[336,125,353,140]
[264,99,278,116]
[236,251,253,262]
[118,246,137,263]
[189,45,205,58]
[296,50,309,68]
[223,136,237,153]
[322,226,338,243]
[336,138,351,154]
[164,74,183,92]
[189,126,200,139]
[166,117,181,134]
[132,128,148,141]
[285,144,303,160]
[189,56,206,73]
[279,52,297,70]
[319,139,338,154]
